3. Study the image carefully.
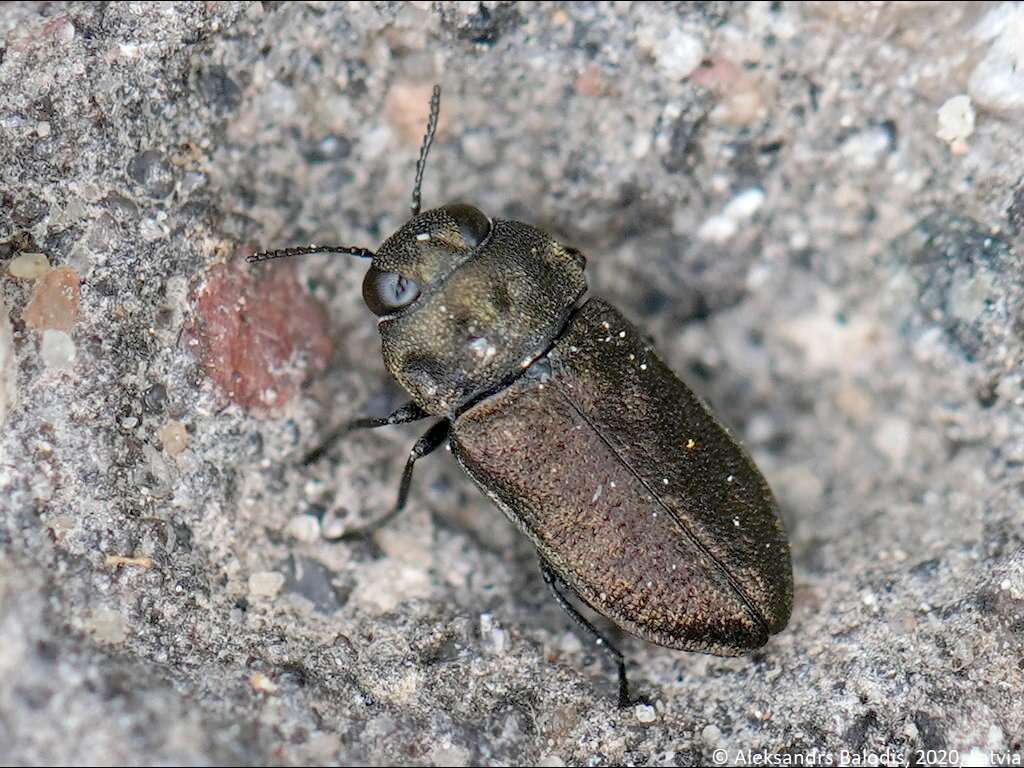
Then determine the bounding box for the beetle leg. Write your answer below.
[540,562,645,709]
[340,419,450,538]
[303,402,429,465]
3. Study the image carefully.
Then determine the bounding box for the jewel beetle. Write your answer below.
[250,85,793,706]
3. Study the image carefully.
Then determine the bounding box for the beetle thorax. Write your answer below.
[372,213,587,417]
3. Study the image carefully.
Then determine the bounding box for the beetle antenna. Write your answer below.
[247,245,376,263]
[410,84,441,217]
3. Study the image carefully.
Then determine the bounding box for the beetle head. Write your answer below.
[249,85,587,416]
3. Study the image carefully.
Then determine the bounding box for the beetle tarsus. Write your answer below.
[302,401,429,465]
[337,419,449,539]
[540,561,640,708]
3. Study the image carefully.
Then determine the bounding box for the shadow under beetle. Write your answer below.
[250,85,793,707]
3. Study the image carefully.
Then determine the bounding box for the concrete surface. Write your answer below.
[2,2,1023,765]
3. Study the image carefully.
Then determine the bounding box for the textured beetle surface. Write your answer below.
[451,298,792,654]
[251,85,794,703]
[372,207,587,416]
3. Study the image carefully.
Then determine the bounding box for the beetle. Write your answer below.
[250,85,793,707]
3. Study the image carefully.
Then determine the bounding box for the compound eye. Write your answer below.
[442,203,491,250]
[362,267,421,316]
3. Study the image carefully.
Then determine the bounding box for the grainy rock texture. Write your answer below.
[2,2,1023,765]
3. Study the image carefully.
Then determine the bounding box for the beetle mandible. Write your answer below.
[250,85,793,707]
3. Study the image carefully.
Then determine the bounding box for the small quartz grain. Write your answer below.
[936,95,975,145]
[158,420,189,456]
[85,608,127,645]
[701,724,722,743]
[248,571,285,599]
[635,703,657,723]
[7,253,50,280]
[40,330,76,371]
[285,514,321,543]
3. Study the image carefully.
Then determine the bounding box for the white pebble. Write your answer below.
[643,27,704,80]
[872,417,911,467]
[698,188,765,243]
[840,127,891,169]
[248,571,285,599]
[41,330,76,371]
[635,703,657,723]
[285,514,321,543]
[479,612,508,655]
[698,214,737,243]
[723,188,766,220]
[936,95,975,143]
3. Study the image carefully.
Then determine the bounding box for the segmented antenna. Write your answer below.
[410,84,442,217]
[246,245,376,263]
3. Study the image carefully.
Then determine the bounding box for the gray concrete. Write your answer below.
[1,2,1022,765]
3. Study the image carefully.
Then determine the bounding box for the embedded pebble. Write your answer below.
[7,252,50,280]
[386,81,449,143]
[559,630,584,655]
[352,560,431,613]
[430,745,471,768]
[320,509,349,540]
[690,56,741,92]
[936,95,975,144]
[248,571,285,599]
[185,262,331,410]
[22,267,81,331]
[158,420,189,456]
[701,723,722,743]
[128,150,176,198]
[249,672,278,693]
[968,4,1024,114]
[480,612,508,655]
[649,28,704,80]
[710,80,768,125]
[85,608,127,645]
[142,383,168,414]
[872,417,912,467]
[40,330,76,372]
[285,514,321,543]
[634,703,657,723]
[840,127,892,169]
[698,188,765,243]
